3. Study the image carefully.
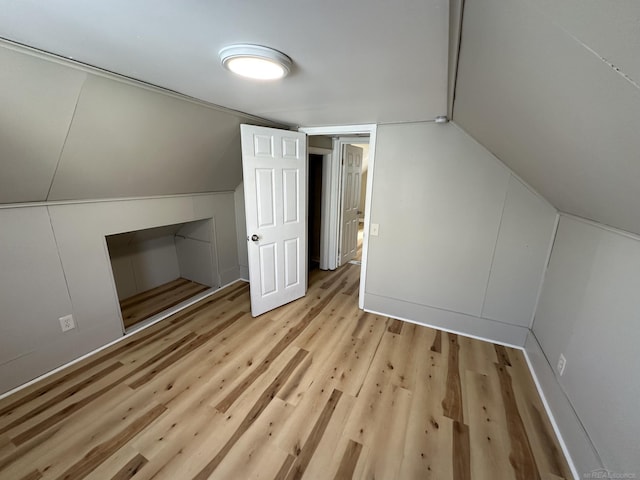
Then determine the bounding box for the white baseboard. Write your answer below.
[364,294,595,480]
[0,278,245,401]
[219,266,241,286]
[239,265,250,282]
[1,279,599,480]
[363,293,529,347]
[124,286,218,335]
[523,331,602,480]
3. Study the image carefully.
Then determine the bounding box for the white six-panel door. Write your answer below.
[339,144,363,265]
[241,125,307,317]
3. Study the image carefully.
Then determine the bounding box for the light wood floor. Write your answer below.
[120,278,210,330]
[0,264,571,479]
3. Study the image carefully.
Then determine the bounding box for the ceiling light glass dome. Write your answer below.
[219,44,292,80]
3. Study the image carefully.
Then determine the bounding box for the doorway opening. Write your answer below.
[308,152,324,272]
[239,123,377,316]
[307,136,369,272]
[105,219,218,332]
[303,125,377,311]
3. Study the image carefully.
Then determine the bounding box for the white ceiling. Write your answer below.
[0,0,449,127]
[454,0,640,236]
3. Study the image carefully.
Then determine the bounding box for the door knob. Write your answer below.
[250,234,260,242]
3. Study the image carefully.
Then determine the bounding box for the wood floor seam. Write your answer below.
[284,388,343,480]
[193,348,309,479]
[0,362,123,437]
[0,264,572,480]
[52,404,166,480]
[215,278,349,414]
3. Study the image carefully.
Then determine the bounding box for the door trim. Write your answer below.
[298,124,377,310]
[307,148,334,271]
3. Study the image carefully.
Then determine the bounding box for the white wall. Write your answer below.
[448,0,463,117]
[0,193,239,395]
[0,47,85,203]
[48,74,245,200]
[107,230,181,300]
[529,215,640,476]
[175,219,218,288]
[109,251,139,300]
[482,177,558,327]
[0,42,282,205]
[354,143,369,214]
[107,219,220,301]
[0,207,75,391]
[364,122,557,346]
[0,39,278,395]
[234,182,249,281]
[454,0,640,236]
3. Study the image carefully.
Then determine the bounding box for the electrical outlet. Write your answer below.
[59,314,75,332]
[370,223,379,236]
[557,353,567,376]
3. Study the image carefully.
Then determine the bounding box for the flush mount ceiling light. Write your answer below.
[219,44,292,80]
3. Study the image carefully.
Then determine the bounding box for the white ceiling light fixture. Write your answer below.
[219,44,292,80]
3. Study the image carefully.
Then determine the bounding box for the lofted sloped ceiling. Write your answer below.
[0,44,264,203]
[0,0,449,205]
[47,75,246,201]
[0,0,449,127]
[0,47,86,204]
[454,0,640,235]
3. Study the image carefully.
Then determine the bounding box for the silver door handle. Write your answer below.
[250,234,260,242]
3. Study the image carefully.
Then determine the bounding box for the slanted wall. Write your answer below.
[0,42,277,395]
[0,40,284,205]
[364,122,557,345]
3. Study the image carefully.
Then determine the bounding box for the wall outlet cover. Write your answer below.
[557,353,567,376]
[59,314,75,332]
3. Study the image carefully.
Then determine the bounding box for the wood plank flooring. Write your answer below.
[120,278,210,329]
[0,264,572,479]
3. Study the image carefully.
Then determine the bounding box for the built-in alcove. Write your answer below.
[106,219,219,332]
